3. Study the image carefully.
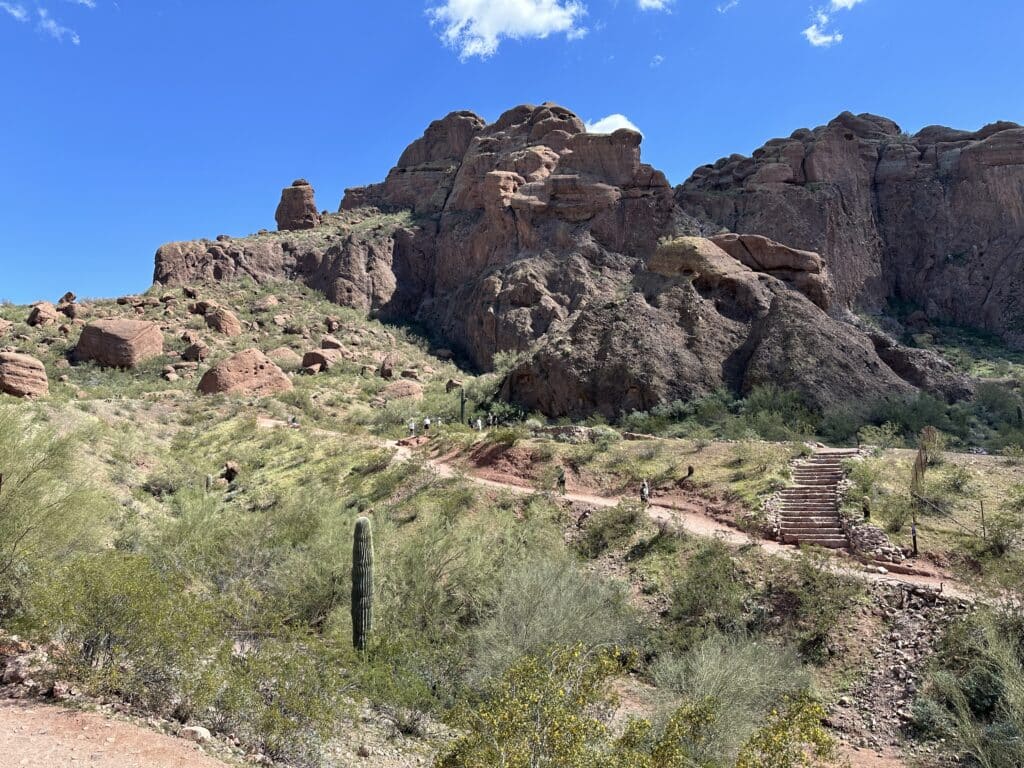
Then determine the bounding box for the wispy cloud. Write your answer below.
[585,113,642,135]
[803,0,868,47]
[65,0,96,6]
[0,1,28,22]
[428,0,586,59]
[649,53,664,67]
[38,7,80,44]
[637,0,672,9]
[717,0,739,12]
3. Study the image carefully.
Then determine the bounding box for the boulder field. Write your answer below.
[152,103,1020,418]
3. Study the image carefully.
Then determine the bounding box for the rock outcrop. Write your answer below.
[204,305,243,337]
[75,319,164,368]
[0,352,49,398]
[152,103,1017,417]
[198,349,292,396]
[678,112,1024,348]
[275,179,321,231]
[27,302,59,327]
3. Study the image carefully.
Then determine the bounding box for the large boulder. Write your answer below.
[0,352,48,397]
[197,349,292,396]
[26,302,59,327]
[75,319,164,368]
[275,179,321,231]
[204,305,243,337]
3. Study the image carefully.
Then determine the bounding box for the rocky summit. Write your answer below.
[152,103,1019,418]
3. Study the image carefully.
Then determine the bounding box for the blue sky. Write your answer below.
[1,0,1022,303]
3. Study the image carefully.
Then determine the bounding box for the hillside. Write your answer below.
[1,103,1023,768]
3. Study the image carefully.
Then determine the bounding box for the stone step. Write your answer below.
[781,535,848,549]
[781,528,846,538]
[780,517,843,526]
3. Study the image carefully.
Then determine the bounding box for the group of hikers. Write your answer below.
[407,411,509,438]
[555,466,651,506]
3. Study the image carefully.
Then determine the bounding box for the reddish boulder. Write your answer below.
[205,306,243,337]
[198,349,292,396]
[0,352,48,397]
[275,179,321,231]
[27,302,59,327]
[710,233,832,310]
[0,319,12,337]
[181,341,209,362]
[75,319,164,368]
[301,348,344,372]
[382,380,423,402]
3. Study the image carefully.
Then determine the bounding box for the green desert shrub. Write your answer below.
[762,552,862,662]
[470,557,637,683]
[915,609,1024,768]
[651,634,811,762]
[579,501,644,557]
[0,408,108,616]
[25,552,223,717]
[667,541,750,648]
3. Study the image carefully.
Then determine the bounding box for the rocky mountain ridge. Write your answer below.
[152,103,1021,417]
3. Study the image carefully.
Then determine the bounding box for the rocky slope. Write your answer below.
[152,103,1006,418]
[678,112,1024,348]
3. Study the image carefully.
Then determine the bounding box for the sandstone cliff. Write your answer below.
[153,103,1007,418]
[678,112,1024,349]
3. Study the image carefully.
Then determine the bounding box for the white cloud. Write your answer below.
[0,2,28,22]
[717,0,739,12]
[37,8,80,44]
[428,0,586,59]
[66,0,96,6]
[649,53,664,67]
[802,0,867,48]
[585,113,642,135]
[803,21,842,47]
[637,0,672,9]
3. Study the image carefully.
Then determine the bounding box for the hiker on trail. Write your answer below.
[408,419,416,437]
[423,416,431,433]
[640,478,650,506]
[862,495,871,521]
[556,467,567,495]
[475,417,483,432]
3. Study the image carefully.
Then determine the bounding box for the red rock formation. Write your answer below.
[679,112,1024,348]
[0,352,49,398]
[152,104,1019,417]
[75,319,164,368]
[197,349,292,396]
[275,179,321,231]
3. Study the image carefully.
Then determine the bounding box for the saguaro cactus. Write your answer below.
[351,516,374,651]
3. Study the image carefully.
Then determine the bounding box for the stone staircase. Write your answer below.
[778,448,860,549]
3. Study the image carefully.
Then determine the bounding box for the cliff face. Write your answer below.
[677,112,1024,349]
[153,103,996,418]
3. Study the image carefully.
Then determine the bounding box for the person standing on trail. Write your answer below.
[556,467,567,495]
[640,478,650,506]
[423,416,431,433]
[862,495,871,521]
[408,419,416,437]
[476,417,483,432]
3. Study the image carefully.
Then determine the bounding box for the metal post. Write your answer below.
[459,387,466,424]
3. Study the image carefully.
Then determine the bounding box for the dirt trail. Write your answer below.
[0,700,231,768]
[389,441,975,602]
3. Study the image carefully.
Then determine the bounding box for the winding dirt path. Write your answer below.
[391,440,975,602]
[0,700,232,768]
